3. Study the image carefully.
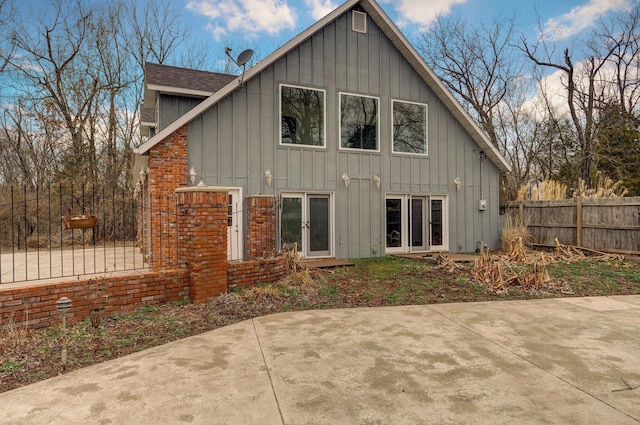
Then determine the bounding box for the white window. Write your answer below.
[392,100,428,155]
[280,85,326,147]
[340,93,379,151]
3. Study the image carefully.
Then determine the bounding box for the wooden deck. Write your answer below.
[302,258,355,269]
[393,253,479,263]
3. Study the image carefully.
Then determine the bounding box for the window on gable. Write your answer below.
[392,100,428,155]
[340,93,379,150]
[280,85,325,147]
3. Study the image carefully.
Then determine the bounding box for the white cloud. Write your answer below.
[304,0,338,20]
[204,23,227,41]
[186,0,222,19]
[383,0,468,27]
[522,68,570,120]
[542,0,632,41]
[186,0,296,39]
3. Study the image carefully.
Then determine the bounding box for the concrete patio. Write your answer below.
[2,295,639,424]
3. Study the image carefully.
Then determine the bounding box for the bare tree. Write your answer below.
[0,101,63,190]
[5,0,108,184]
[417,13,538,199]
[520,6,640,188]
[418,14,522,147]
[122,0,191,69]
[602,5,640,114]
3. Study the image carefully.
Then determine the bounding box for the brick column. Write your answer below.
[246,196,277,260]
[176,188,228,303]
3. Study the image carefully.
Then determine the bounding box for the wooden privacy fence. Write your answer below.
[501,197,640,256]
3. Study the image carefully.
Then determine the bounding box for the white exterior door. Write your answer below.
[227,189,243,261]
[385,194,448,253]
[281,193,333,258]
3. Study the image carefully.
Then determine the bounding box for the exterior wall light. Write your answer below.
[189,166,206,186]
[373,174,381,189]
[265,169,272,186]
[342,173,350,188]
[454,177,462,191]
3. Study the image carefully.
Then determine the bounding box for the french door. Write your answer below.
[385,195,447,253]
[281,193,332,258]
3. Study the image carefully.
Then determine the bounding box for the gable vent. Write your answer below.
[352,11,367,33]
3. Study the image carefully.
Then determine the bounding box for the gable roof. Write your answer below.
[134,0,511,173]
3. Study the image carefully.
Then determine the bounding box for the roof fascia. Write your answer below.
[147,84,212,99]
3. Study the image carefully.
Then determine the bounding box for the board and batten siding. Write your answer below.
[187,8,501,258]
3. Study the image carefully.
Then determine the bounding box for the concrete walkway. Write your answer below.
[2,296,640,424]
[1,246,145,284]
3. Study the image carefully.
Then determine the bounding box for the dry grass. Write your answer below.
[471,239,600,295]
[223,248,320,304]
[472,235,626,296]
[0,312,32,362]
[517,179,567,201]
[573,171,628,198]
[471,248,519,294]
[500,212,533,251]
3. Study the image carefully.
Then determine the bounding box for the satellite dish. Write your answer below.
[224,47,254,67]
[236,49,254,67]
[224,47,254,86]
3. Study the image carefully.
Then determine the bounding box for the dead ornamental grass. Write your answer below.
[469,237,624,295]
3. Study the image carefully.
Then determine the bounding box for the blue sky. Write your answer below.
[184,0,637,62]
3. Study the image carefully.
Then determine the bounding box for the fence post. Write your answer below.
[175,187,228,303]
[518,201,524,227]
[576,197,582,247]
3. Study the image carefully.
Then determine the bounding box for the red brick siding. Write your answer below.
[0,270,189,329]
[228,256,288,288]
[246,196,277,260]
[147,124,188,267]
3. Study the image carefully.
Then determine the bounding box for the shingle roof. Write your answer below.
[140,107,155,124]
[145,62,237,94]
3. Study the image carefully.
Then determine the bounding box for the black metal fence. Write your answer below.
[0,183,158,284]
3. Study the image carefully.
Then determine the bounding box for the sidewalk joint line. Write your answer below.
[252,318,286,425]
[430,306,640,424]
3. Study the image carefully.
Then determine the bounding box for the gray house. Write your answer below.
[133,0,511,262]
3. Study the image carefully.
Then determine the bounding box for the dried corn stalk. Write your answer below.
[554,238,624,263]
[435,252,462,272]
[471,248,518,294]
[471,245,573,295]
[508,237,528,262]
